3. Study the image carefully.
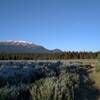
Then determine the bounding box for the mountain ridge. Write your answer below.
[0,40,62,53]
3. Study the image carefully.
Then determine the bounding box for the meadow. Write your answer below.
[0,60,100,100]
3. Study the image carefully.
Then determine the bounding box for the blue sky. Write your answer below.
[0,0,100,51]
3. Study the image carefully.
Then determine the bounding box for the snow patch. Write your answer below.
[0,40,33,44]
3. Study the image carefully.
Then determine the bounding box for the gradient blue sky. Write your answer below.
[0,0,100,51]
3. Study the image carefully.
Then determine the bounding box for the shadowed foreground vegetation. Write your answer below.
[0,61,99,100]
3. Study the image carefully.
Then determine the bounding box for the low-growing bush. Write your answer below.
[0,85,31,100]
[0,61,99,100]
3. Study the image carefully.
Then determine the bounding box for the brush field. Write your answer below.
[0,60,100,100]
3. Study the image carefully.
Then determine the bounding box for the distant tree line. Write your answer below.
[0,52,100,60]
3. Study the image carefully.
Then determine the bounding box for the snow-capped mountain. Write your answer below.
[0,40,62,53]
[0,40,50,53]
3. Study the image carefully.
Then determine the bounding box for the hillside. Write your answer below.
[0,40,50,53]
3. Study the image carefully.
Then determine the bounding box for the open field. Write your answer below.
[0,59,100,100]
